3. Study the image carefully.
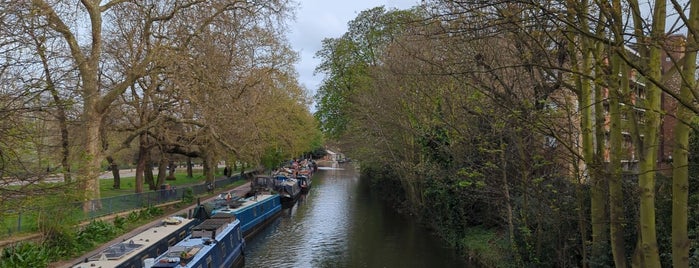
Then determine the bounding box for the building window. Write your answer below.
[636,110,646,124]
[544,136,557,148]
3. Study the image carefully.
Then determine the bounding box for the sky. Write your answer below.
[288,0,420,110]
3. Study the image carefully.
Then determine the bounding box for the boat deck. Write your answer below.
[72,217,194,268]
[150,215,240,268]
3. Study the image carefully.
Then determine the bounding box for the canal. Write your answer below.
[244,163,472,267]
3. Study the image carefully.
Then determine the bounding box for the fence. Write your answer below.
[1,171,256,238]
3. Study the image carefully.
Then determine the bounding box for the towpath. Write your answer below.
[51,179,252,268]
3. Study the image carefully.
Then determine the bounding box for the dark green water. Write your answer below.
[244,163,472,268]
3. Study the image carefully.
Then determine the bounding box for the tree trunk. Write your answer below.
[608,51,626,267]
[135,134,148,193]
[565,4,590,263]
[157,154,168,188]
[501,139,520,266]
[591,60,610,264]
[107,156,120,189]
[167,160,176,180]
[135,155,146,193]
[605,5,629,262]
[81,115,103,212]
[187,157,193,178]
[145,158,155,191]
[35,35,72,184]
[203,154,214,183]
[636,1,666,265]
[671,72,691,268]
[670,2,697,265]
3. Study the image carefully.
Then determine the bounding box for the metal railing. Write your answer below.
[1,171,254,238]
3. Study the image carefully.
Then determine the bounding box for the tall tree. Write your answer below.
[670,1,699,266]
[603,0,629,265]
[633,0,666,265]
[25,0,298,204]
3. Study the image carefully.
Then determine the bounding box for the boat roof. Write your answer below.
[72,217,194,268]
[152,216,240,267]
[212,194,278,215]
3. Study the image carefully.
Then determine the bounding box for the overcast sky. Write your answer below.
[288,0,419,110]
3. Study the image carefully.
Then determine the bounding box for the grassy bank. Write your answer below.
[0,174,249,267]
[1,169,243,239]
[458,227,510,268]
[99,172,208,198]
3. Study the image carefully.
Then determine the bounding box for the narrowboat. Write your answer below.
[297,174,311,193]
[209,193,282,240]
[273,174,301,208]
[146,213,244,268]
[249,174,300,208]
[72,216,197,268]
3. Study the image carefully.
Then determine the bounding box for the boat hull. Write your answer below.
[150,214,244,268]
[211,194,282,240]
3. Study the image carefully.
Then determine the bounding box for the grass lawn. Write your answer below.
[1,169,248,238]
[99,172,210,198]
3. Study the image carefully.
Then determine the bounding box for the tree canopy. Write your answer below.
[0,0,320,211]
[314,1,699,267]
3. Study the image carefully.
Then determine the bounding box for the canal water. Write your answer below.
[244,163,471,267]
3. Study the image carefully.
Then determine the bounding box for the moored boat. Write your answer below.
[297,174,311,193]
[273,174,301,208]
[208,193,282,240]
[249,174,301,208]
[146,213,244,268]
[294,159,314,193]
[72,216,198,268]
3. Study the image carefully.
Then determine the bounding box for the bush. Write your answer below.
[0,242,57,268]
[77,220,118,246]
[113,215,126,230]
[459,227,510,268]
[182,187,194,204]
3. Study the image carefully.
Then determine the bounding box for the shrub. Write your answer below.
[182,188,194,204]
[0,242,56,268]
[113,215,126,230]
[77,220,118,245]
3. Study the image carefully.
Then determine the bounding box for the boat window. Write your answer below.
[206,256,212,268]
[168,237,176,246]
[221,244,227,256]
[179,230,186,239]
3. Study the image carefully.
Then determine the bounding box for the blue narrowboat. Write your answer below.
[211,193,282,240]
[147,213,244,268]
[72,216,198,268]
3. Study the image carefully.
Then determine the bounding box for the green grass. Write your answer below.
[99,172,209,198]
[459,227,511,267]
[1,169,246,239]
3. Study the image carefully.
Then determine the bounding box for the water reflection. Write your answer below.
[244,163,471,268]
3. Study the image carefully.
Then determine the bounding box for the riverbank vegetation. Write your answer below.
[0,174,250,267]
[0,0,323,257]
[0,206,165,268]
[0,0,321,206]
[316,2,699,267]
